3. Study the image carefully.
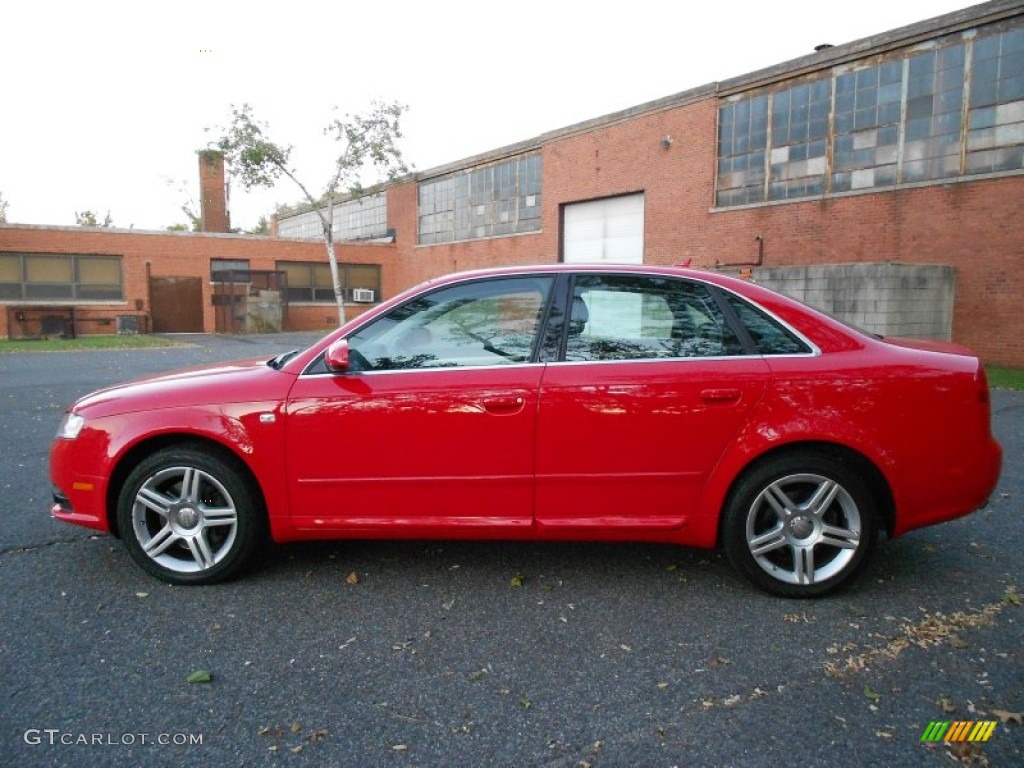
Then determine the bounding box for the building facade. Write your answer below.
[0,225,396,338]
[277,0,1024,366]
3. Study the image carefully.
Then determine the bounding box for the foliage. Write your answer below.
[0,191,8,223]
[0,335,184,353]
[211,101,410,324]
[75,210,114,227]
[986,365,1024,391]
[247,215,271,235]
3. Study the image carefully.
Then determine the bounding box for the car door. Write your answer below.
[535,273,771,531]
[285,275,554,533]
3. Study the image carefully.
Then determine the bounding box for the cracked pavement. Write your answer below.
[1,337,1020,766]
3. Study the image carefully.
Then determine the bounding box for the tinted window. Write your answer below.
[346,276,553,370]
[564,275,744,361]
[724,294,812,354]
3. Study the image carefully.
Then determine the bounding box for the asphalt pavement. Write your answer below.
[1,335,1020,767]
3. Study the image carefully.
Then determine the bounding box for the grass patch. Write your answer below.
[0,335,186,353]
[986,365,1024,391]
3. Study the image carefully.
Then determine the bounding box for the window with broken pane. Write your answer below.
[716,95,769,206]
[715,19,1023,207]
[418,154,542,244]
[831,60,903,192]
[769,79,831,200]
[967,26,1024,175]
[903,44,966,182]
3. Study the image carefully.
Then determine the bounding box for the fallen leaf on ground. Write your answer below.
[346,572,360,585]
[510,574,524,587]
[186,670,212,684]
[991,708,1023,724]
[939,696,957,713]
[863,685,881,702]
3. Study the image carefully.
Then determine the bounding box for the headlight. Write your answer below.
[57,412,86,440]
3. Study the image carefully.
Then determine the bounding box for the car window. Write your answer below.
[346,276,554,370]
[564,275,745,361]
[722,294,812,355]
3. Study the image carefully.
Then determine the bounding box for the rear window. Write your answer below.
[724,294,812,355]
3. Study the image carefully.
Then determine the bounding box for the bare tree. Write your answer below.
[212,102,410,325]
[75,210,114,227]
[0,191,9,223]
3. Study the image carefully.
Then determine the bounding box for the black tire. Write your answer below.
[116,445,265,585]
[723,451,879,598]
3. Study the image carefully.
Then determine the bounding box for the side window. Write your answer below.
[564,275,744,361]
[346,276,553,370]
[724,294,811,355]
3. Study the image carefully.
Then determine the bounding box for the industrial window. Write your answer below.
[418,154,542,244]
[276,192,389,242]
[715,19,1024,206]
[211,259,250,282]
[770,79,831,199]
[967,26,1024,174]
[276,261,381,304]
[831,60,903,191]
[0,253,123,301]
[717,95,769,206]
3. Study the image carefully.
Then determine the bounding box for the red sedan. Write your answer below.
[50,265,1002,596]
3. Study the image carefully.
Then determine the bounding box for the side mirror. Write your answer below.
[325,339,350,372]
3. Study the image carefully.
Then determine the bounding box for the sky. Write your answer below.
[1,0,983,232]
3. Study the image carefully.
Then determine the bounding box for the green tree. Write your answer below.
[247,215,271,236]
[75,210,114,227]
[212,101,410,325]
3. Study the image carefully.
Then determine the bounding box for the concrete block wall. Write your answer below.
[751,263,955,340]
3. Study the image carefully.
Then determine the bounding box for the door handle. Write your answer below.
[701,388,741,404]
[481,396,526,414]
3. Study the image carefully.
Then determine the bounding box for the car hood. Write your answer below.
[69,358,297,419]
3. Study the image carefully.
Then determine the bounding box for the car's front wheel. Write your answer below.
[116,445,265,585]
[723,452,879,597]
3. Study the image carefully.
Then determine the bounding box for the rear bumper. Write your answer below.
[891,436,1002,537]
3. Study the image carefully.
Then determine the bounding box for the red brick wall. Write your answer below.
[386,96,1024,366]
[0,226,398,337]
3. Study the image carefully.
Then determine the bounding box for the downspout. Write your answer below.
[716,235,765,269]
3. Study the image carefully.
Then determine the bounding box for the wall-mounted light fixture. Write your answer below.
[660,135,673,149]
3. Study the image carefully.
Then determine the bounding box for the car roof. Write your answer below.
[420,263,752,291]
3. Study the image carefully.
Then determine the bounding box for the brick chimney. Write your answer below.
[198,150,230,233]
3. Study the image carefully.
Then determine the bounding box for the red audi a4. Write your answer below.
[50,265,1002,597]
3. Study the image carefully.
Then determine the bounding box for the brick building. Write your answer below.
[0,151,395,338]
[274,0,1023,366]
[2,1,1022,365]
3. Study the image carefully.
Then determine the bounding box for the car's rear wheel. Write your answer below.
[723,452,878,597]
[116,445,264,585]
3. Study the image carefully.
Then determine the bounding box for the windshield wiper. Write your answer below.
[267,349,300,370]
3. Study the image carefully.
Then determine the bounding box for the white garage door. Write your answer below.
[563,193,644,264]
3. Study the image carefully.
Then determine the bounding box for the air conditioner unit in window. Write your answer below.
[352,288,375,303]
